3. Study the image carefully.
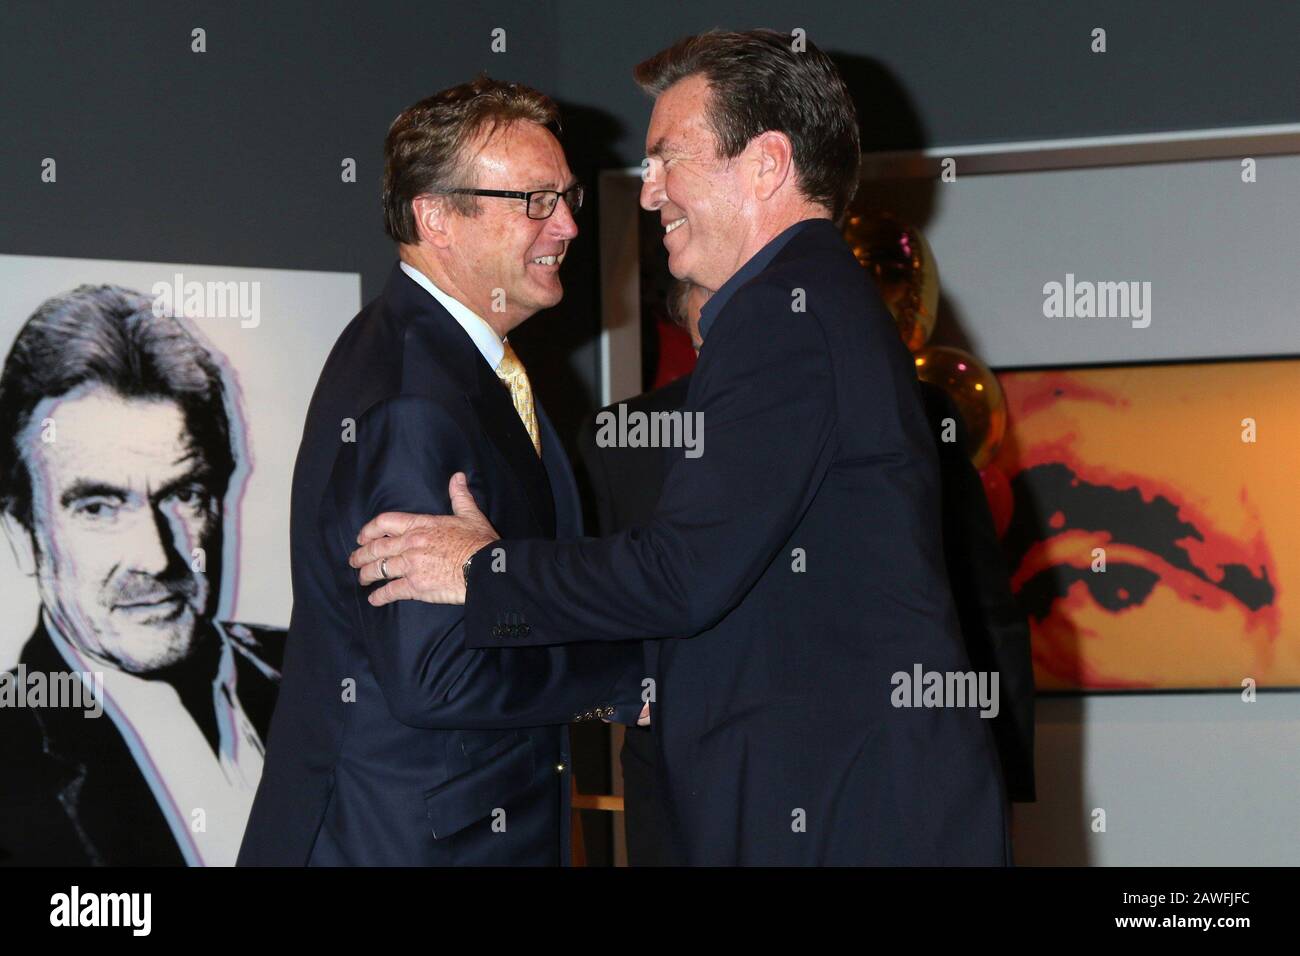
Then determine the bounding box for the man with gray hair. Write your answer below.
[0,284,282,866]
[350,32,1010,865]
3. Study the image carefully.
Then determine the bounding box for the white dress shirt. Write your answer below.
[46,614,265,867]
[399,260,505,370]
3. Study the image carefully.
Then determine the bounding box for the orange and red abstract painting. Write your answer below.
[994,360,1299,691]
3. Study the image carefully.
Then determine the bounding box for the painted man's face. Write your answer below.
[996,366,1297,690]
[16,385,223,674]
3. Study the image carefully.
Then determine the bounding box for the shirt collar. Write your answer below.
[696,218,827,341]
[399,261,506,371]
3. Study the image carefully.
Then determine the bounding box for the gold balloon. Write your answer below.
[913,346,1006,469]
[842,208,939,352]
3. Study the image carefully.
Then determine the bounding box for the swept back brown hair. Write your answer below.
[382,75,559,244]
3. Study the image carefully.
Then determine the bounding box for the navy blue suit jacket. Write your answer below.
[464,219,1009,865]
[238,264,639,866]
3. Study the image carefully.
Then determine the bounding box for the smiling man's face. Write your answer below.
[442,120,579,334]
[640,74,751,292]
[18,386,223,673]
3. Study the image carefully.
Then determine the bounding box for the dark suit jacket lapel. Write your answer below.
[469,357,556,537]
[537,402,580,538]
[383,266,556,537]
[19,621,186,865]
[227,631,280,741]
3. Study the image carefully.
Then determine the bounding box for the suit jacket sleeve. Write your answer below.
[576,410,652,724]
[925,385,1034,806]
[932,390,1037,801]
[464,279,837,649]
[963,484,1037,802]
[330,394,639,729]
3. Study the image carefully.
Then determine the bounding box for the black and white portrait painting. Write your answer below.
[0,255,358,865]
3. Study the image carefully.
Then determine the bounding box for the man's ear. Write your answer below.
[0,511,37,576]
[750,130,795,202]
[411,194,453,249]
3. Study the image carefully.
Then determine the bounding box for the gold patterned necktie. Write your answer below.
[496,339,541,456]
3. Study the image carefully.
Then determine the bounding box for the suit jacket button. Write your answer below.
[555,763,566,773]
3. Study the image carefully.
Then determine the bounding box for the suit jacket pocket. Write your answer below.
[459,728,519,760]
[423,732,536,839]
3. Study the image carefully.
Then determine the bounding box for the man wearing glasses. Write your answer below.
[238,77,641,866]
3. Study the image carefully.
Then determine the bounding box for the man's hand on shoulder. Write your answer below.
[348,472,499,607]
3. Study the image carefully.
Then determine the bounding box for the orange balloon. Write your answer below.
[842,208,939,352]
[914,346,1006,469]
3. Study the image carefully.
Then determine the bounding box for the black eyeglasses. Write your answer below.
[435,184,584,220]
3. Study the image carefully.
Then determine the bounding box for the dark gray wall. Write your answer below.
[554,0,1300,162]
[3,0,1298,425]
[0,0,556,315]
